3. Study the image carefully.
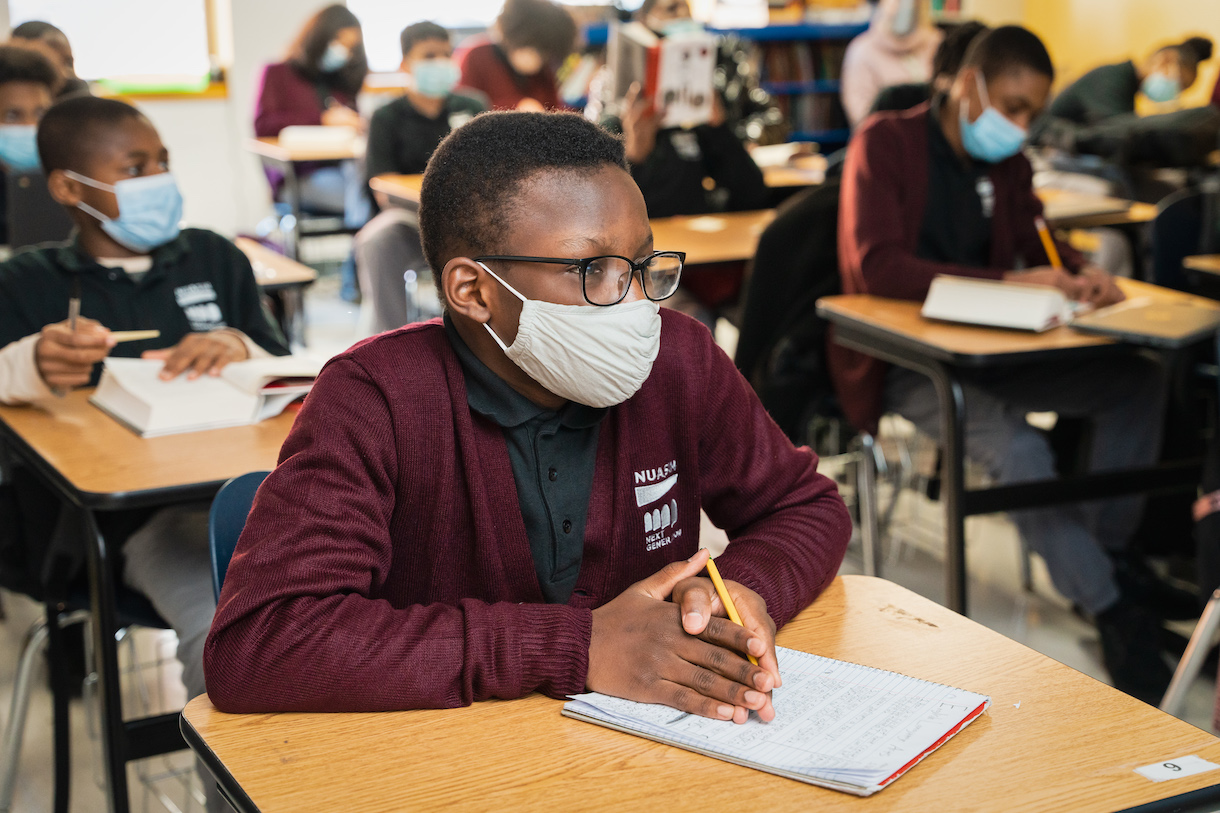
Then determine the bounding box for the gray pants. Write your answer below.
[884,353,1165,614]
[122,502,225,811]
[354,207,432,336]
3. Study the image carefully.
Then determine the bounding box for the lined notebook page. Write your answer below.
[564,647,989,795]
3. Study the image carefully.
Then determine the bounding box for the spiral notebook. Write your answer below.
[562,647,989,796]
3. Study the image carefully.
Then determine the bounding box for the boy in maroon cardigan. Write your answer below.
[205,111,851,721]
[835,26,1170,702]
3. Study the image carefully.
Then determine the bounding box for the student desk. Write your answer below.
[246,136,365,260]
[0,392,295,813]
[817,278,1209,615]
[368,172,422,208]
[237,237,318,346]
[181,575,1220,813]
[1037,188,1158,230]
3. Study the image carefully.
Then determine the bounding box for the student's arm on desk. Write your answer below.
[0,320,115,404]
[0,335,53,404]
[840,117,1005,300]
[203,357,593,714]
[688,325,853,634]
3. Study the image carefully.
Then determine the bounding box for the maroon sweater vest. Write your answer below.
[204,310,852,713]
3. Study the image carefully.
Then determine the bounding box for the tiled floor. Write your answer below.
[1,271,1215,812]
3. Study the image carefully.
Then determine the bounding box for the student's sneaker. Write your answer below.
[1096,598,1173,705]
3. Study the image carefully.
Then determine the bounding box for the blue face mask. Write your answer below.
[959,72,1028,164]
[320,42,350,73]
[65,170,184,253]
[1141,72,1180,103]
[659,18,705,37]
[411,58,460,98]
[0,125,41,171]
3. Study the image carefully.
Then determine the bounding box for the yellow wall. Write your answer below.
[966,0,1220,105]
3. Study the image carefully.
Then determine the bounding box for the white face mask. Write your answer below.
[477,261,661,408]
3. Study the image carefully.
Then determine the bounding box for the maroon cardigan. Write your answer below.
[832,103,1084,435]
[252,61,359,196]
[204,311,852,713]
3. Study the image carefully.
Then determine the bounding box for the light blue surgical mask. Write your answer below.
[412,58,460,98]
[64,170,184,253]
[0,125,40,171]
[320,42,350,73]
[1141,72,1180,104]
[659,18,705,37]
[958,72,1027,164]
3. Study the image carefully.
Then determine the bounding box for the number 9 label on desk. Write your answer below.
[1135,755,1220,782]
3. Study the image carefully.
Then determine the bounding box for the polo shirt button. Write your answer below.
[562,519,572,533]
[548,467,558,481]
[108,271,118,280]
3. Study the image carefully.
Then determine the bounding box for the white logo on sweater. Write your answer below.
[635,462,681,551]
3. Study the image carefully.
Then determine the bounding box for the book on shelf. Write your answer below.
[90,355,325,437]
[563,646,990,796]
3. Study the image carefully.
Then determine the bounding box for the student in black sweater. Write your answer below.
[355,21,487,335]
[0,45,61,244]
[1048,36,1213,126]
[0,96,286,813]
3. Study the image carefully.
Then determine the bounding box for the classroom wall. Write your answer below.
[965,0,1220,105]
[2,0,324,238]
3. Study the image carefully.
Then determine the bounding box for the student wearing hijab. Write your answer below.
[840,0,943,128]
[456,0,576,111]
[1049,36,1213,126]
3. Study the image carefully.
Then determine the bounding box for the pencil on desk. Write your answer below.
[110,330,161,343]
[1034,217,1064,271]
[704,557,759,666]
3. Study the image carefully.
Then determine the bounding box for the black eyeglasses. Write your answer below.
[474,252,686,306]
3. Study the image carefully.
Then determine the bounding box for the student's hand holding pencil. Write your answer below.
[588,549,778,725]
[1078,264,1125,307]
[35,317,115,391]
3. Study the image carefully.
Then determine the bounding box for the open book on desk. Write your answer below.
[90,355,324,437]
[563,647,989,797]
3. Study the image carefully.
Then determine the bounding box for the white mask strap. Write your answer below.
[63,169,116,193]
[974,70,991,112]
[476,260,525,352]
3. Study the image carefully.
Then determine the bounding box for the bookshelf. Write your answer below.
[583,21,866,147]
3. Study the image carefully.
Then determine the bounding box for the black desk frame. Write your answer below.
[0,419,231,813]
[819,309,1201,615]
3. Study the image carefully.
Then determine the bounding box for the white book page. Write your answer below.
[95,357,257,433]
[566,647,989,787]
[220,356,325,394]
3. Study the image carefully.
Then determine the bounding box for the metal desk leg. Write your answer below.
[274,158,303,262]
[857,432,880,578]
[82,508,129,813]
[929,363,969,615]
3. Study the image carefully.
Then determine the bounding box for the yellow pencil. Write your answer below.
[110,329,161,343]
[705,557,759,666]
[1034,216,1064,271]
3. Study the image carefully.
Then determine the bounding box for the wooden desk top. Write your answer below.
[1184,254,1220,275]
[817,278,1213,364]
[247,136,363,163]
[763,161,827,189]
[236,237,317,288]
[182,575,1220,813]
[650,209,776,265]
[369,173,422,206]
[1037,188,1157,229]
[0,390,293,505]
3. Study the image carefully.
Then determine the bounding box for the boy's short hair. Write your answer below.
[419,111,627,276]
[933,21,989,82]
[37,96,147,174]
[496,0,577,64]
[961,25,1054,83]
[0,45,61,93]
[400,21,450,58]
[11,20,67,43]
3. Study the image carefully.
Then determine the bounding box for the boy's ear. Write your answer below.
[443,257,493,323]
[46,169,83,207]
